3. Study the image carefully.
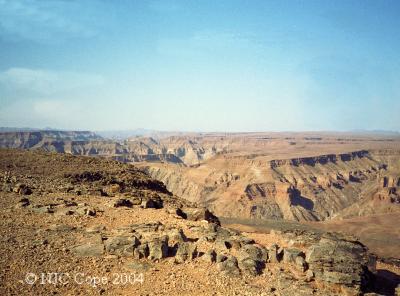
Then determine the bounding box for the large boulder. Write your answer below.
[238,258,263,276]
[238,244,264,261]
[268,244,283,263]
[167,228,187,245]
[237,244,265,275]
[196,224,219,242]
[215,235,254,251]
[201,249,217,263]
[147,236,169,260]
[141,196,163,209]
[214,226,239,241]
[282,248,304,264]
[134,244,149,259]
[174,242,197,263]
[306,234,375,292]
[215,239,234,251]
[217,255,240,276]
[182,207,220,225]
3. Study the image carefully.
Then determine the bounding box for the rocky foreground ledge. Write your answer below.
[0,149,396,295]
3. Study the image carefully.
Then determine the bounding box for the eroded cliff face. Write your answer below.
[142,150,400,222]
[0,132,221,165]
[142,165,205,204]
[269,150,369,168]
[0,131,101,149]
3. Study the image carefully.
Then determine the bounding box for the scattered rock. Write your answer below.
[0,148,385,295]
[130,196,142,205]
[103,184,121,196]
[238,258,263,276]
[217,256,240,276]
[167,207,186,218]
[88,188,107,196]
[295,255,308,272]
[216,254,227,263]
[236,244,265,275]
[201,249,216,263]
[234,235,255,247]
[141,196,163,209]
[2,183,13,192]
[238,244,264,261]
[31,205,54,214]
[49,224,76,232]
[174,242,197,263]
[131,222,163,234]
[216,239,233,251]
[72,243,104,257]
[305,269,314,282]
[13,183,32,195]
[86,225,106,233]
[54,208,75,216]
[104,236,140,257]
[215,226,239,240]
[167,228,187,245]
[268,244,283,263]
[16,198,30,208]
[182,207,220,225]
[112,198,133,208]
[283,248,304,264]
[125,261,152,272]
[76,206,96,216]
[134,244,149,259]
[147,236,169,260]
[60,200,78,207]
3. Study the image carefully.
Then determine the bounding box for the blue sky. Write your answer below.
[0,0,399,132]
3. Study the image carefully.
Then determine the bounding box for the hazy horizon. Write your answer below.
[1,126,400,135]
[1,0,399,132]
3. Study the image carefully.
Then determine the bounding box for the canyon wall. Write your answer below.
[1,131,399,222]
[142,150,400,222]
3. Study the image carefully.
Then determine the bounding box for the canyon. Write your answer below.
[1,148,398,295]
[1,131,400,260]
[141,148,400,222]
[1,131,399,223]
